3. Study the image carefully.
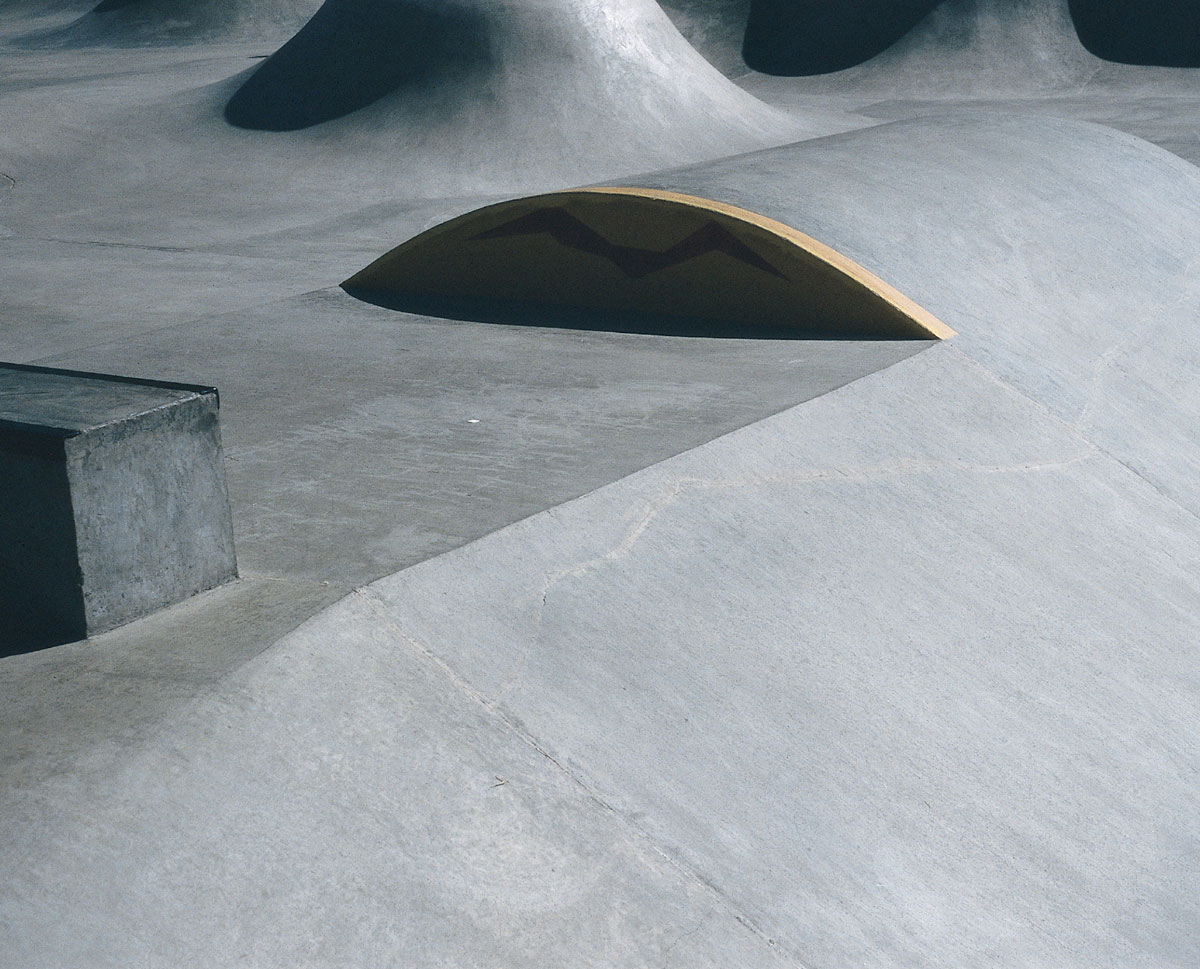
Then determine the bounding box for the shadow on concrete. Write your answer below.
[744,0,1200,75]
[341,287,933,340]
[224,0,493,131]
[1069,0,1200,67]
[0,432,86,657]
[92,0,144,13]
[743,0,939,75]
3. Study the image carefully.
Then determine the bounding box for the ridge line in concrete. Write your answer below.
[221,328,1192,696]
[353,585,809,969]
[1073,254,1200,434]
[203,343,928,700]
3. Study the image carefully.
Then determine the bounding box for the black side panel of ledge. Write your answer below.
[0,434,87,654]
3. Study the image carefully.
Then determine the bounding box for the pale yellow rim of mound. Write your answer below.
[581,187,954,340]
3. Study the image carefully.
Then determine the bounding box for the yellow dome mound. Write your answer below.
[343,188,953,340]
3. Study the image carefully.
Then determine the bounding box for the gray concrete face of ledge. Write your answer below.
[0,364,237,652]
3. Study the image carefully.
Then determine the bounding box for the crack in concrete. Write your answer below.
[33,235,191,253]
[353,586,804,969]
[658,916,709,967]
[489,344,1104,704]
[1073,254,1200,434]
[499,444,1099,699]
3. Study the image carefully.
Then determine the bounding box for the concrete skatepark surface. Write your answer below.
[2,0,1199,965]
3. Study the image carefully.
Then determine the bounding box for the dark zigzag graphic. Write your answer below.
[470,207,789,281]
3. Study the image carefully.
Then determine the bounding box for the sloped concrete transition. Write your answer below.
[1,1,1199,966]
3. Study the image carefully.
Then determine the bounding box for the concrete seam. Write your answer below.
[30,236,190,253]
[508,448,1099,694]
[1100,451,1200,529]
[352,586,807,969]
[945,340,1200,533]
[1074,254,1200,435]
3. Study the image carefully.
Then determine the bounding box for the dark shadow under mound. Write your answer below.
[341,288,934,341]
[743,0,940,75]
[1070,0,1200,68]
[743,0,1200,75]
[92,0,143,13]
[225,0,492,131]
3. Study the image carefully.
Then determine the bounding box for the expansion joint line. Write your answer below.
[351,586,806,969]
[1074,253,1200,435]
[948,315,1200,536]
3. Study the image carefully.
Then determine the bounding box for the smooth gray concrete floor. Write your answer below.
[2,289,925,785]
[7,343,1198,967]
[3,0,1200,965]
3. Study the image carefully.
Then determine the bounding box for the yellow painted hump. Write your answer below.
[577,187,955,339]
[343,187,954,340]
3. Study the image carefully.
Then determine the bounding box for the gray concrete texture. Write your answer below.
[2,0,1200,965]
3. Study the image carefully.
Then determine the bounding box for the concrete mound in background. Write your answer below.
[741,0,1200,78]
[773,0,1098,95]
[737,0,1200,167]
[0,0,834,251]
[222,0,799,176]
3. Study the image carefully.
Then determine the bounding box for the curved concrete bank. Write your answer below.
[623,113,1200,520]
[657,0,752,77]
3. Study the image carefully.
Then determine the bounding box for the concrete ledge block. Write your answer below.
[1,362,237,652]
